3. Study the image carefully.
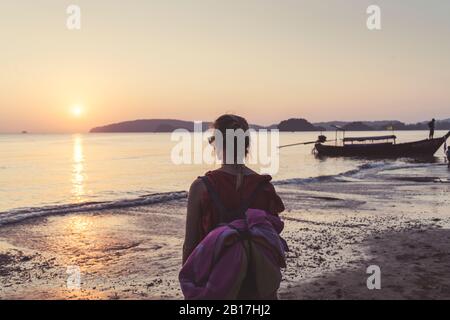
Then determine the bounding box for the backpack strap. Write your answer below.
[198,176,229,223]
[198,175,268,224]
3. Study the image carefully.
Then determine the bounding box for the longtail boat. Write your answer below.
[314,131,450,158]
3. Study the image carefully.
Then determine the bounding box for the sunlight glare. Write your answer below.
[71,105,83,117]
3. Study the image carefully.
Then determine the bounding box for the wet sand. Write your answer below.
[1,169,449,299]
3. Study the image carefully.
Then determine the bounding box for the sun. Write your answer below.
[71,105,83,117]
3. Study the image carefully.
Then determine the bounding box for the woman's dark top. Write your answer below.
[198,170,285,243]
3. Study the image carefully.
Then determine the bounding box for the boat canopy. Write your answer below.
[343,135,396,143]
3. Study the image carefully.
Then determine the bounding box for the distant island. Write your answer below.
[341,121,375,131]
[314,119,450,131]
[90,119,209,133]
[90,117,450,133]
[277,118,324,132]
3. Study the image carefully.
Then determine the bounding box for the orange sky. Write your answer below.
[1,0,449,133]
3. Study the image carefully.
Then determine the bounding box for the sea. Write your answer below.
[0,130,449,226]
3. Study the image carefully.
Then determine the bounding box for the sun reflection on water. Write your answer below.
[72,135,85,201]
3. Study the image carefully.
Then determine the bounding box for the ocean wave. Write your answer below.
[387,176,450,183]
[0,161,441,227]
[0,191,188,227]
[273,161,432,186]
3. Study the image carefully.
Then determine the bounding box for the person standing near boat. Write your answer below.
[428,118,436,139]
[446,145,450,167]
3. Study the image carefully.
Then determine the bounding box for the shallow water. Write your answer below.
[1,151,449,299]
[0,130,448,217]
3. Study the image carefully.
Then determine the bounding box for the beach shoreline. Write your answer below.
[1,166,450,300]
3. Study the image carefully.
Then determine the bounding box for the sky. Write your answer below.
[0,0,449,133]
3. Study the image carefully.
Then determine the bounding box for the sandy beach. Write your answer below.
[1,164,449,300]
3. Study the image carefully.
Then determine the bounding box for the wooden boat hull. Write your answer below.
[315,132,450,158]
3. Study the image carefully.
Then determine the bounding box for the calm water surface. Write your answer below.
[0,131,448,213]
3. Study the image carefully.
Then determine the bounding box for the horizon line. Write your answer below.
[2,115,450,134]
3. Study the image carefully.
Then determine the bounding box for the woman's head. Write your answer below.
[210,114,250,164]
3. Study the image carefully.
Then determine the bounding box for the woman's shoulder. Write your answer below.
[188,177,207,199]
[204,168,273,180]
